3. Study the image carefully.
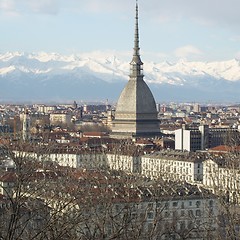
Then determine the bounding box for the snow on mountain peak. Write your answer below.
[0,66,16,74]
[1,52,240,85]
[28,52,76,62]
[1,52,240,102]
[0,52,23,62]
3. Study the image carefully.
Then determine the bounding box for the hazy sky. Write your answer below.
[1,0,240,62]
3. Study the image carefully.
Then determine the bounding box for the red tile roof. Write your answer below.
[209,145,240,152]
[0,172,17,182]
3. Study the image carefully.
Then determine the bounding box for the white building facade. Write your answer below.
[141,151,203,182]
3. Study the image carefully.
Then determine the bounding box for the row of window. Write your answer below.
[143,159,193,167]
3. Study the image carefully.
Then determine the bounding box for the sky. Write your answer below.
[1,0,240,62]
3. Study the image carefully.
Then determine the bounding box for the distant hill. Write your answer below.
[1,52,240,102]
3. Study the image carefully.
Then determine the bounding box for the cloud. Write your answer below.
[143,51,168,62]
[68,0,236,28]
[0,0,60,15]
[0,0,128,16]
[25,0,60,15]
[79,50,132,61]
[1,0,240,27]
[230,36,240,42]
[174,45,203,59]
[70,0,240,33]
[0,0,19,16]
[142,0,240,28]
[67,0,128,14]
[0,0,15,11]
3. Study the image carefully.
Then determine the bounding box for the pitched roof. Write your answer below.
[209,145,240,153]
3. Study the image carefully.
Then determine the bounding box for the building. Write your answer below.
[141,150,203,182]
[74,180,219,240]
[111,2,160,139]
[83,104,108,114]
[0,172,16,197]
[203,153,240,203]
[14,144,206,185]
[175,124,240,152]
[143,183,219,240]
[175,125,202,152]
[50,112,72,125]
[37,105,56,114]
[22,109,31,141]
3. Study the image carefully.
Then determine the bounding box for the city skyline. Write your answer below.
[1,0,240,62]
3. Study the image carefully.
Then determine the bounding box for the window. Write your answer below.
[209,207,214,215]
[196,219,201,225]
[173,211,178,218]
[164,211,170,217]
[173,202,178,207]
[209,200,214,207]
[188,210,194,217]
[148,203,153,209]
[188,221,194,229]
[164,222,169,230]
[196,201,201,208]
[148,223,153,232]
[132,212,137,219]
[156,202,161,208]
[147,212,154,219]
[196,210,201,217]
[180,221,185,230]
[209,219,214,225]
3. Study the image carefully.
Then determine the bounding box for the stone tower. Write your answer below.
[111,1,160,139]
[22,109,31,141]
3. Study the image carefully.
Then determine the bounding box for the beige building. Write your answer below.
[37,105,56,113]
[50,113,72,125]
[203,156,240,202]
[141,150,203,182]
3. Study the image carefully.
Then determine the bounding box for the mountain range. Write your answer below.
[0,52,240,103]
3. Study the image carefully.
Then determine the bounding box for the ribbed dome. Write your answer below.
[115,79,157,119]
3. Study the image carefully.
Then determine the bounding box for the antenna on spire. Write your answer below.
[134,0,140,56]
[130,0,143,78]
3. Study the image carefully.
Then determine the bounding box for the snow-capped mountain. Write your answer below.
[0,52,240,102]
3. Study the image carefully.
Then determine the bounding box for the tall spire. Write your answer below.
[130,0,143,78]
[134,0,140,56]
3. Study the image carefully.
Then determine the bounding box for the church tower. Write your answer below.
[111,1,160,139]
[22,109,31,141]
